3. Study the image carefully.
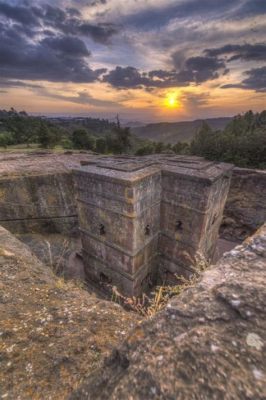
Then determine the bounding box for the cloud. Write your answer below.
[0,1,39,26]
[78,23,118,44]
[103,66,150,89]
[40,4,67,25]
[102,66,187,89]
[36,88,121,108]
[103,54,227,90]
[0,23,102,83]
[205,43,266,62]
[236,0,266,18]
[120,0,240,30]
[180,92,210,113]
[222,66,266,92]
[71,0,107,6]
[179,56,227,83]
[88,0,108,6]
[0,2,118,44]
[41,36,90,57]
[0,79,42,89]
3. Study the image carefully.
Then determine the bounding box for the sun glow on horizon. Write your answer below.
[165,93,180,109]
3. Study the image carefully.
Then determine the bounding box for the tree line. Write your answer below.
[0,109,132,154]
[135,110,266,169]
[0,108,265,169]
[190,110,266,169]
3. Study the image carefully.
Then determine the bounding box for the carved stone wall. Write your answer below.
[0,152,96,235]
[74,155,232,296]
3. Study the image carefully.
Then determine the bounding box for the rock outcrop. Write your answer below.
[71,224,266,400]
[0,152,96,236]
[221,168,266,241]
[0,226,138,399]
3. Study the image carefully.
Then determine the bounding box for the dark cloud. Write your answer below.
[66,8,81,17]
[0,2,118,44]
[41,36,90,57]
[0,2,39,26]
[236,0,266,18]
[121,0,239,29]
[71,0,107,6]
[182,56,226,83]
[78,23,118,44]
[222,66,266,92]
[205,43,266,62]
[41,5,67,25]
[0,23,101,83]
[147,70,190,87]
[103,66,150,89]
[103,55,226,90]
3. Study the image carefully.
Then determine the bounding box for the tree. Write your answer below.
[38,125,51,148]
[112,115,132,154]
[190,111,266,169]
[95,137,107,153]
[0,132,15,147]
[135,143,155,156]
[172,142,189,154]
[0,108,64,146]
[72,129,95,150]
[38,124,59,148]
[154,142,166,153]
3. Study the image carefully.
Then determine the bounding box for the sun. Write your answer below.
[165,93,179,108]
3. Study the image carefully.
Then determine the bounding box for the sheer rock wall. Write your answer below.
[221,168,266,241]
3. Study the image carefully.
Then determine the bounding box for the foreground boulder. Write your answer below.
[71,224,266,400]
[0,226,138,399]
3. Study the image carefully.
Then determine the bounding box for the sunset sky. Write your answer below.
[0,0,265,122]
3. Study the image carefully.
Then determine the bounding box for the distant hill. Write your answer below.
[132,117,232,144]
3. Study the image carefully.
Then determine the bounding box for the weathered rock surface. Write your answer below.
[0,226,138,399]
[71,224,266,400]
[221,168,266,241]
[0,152,96,235]
[1,153,265,244]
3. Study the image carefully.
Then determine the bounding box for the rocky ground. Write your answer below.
[0,226,139,400]
[71,224,266,400]
[0,151,97,178]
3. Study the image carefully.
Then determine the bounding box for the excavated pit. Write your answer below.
[0,151,265,294]
[0,151,265,399]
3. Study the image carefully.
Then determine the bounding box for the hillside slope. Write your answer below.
[132,117,232,144]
